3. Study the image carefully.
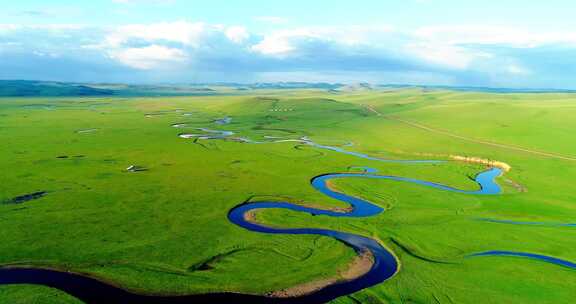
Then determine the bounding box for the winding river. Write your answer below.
[1,126,575,304]
[226,167,502,303]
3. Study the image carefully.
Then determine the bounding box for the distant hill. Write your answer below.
[0,80,116,97]
[0,80,218,97]
[1,80,575,97]
[245,82,342,90]
[337,82,375,92]
[373,84,576,94]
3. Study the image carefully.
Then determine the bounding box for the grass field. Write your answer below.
[1,89,575,303]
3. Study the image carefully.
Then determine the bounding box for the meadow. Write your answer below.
[1,88,575,303]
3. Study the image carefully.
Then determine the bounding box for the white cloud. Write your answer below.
[406,42,492,69]
[107,45,188,69]
[225,26,249,44]
[106,21,207,47]
[251,26,396,56]
[101,21,252,68]
[407,25,576,70]
[251,29,318,56]
[414,25,576,48]
[0,24,21,33]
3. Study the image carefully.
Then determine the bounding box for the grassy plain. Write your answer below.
[1,89,576,303]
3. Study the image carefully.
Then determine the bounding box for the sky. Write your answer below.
[1,0,576,88]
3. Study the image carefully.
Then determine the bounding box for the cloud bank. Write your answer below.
[1,21,575,87]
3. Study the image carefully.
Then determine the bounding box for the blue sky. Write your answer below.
[1,0,576,87]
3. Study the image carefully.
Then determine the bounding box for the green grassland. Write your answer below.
[1,89,576,303]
